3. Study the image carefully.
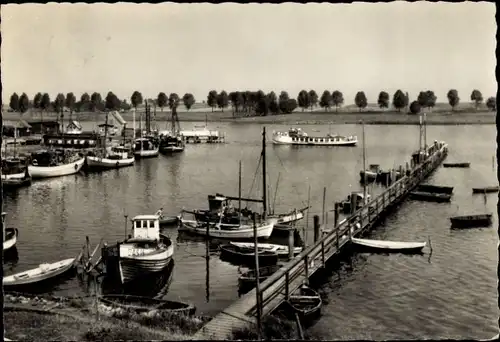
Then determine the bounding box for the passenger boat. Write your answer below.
[2,212,18,252]
[1,157,31,189]
[102,215,174,284]
[450,213,493,229]
[98,294,195,316]
[417,184,454,194]
[443,162,470,168]
[472,186,499,194]
[351,237,426,253]
[3,257,78,288]
[134,137,159,159]
[229,242,302,257]
[286,285,322,324]
[272,128,357,146]
[28,149,85,179]
[238,265,281,294]
[409,191,452,203]
[219,244,279,267]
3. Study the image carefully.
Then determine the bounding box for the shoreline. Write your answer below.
[2,110,495,126]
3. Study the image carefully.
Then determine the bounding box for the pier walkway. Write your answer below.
[192,142,448,340]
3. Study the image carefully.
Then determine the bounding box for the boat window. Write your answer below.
[135,221,141,229]
[57,140,63,144]
[80,140,85,144]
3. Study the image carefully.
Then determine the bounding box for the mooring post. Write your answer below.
[288,227,295,261]
[350,192,357,215]
[334,202,339,228]
[313,215,320,243]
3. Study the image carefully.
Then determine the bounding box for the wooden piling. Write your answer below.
[252,213,262,340]
[313,215,320,243]
[288,227,295,261]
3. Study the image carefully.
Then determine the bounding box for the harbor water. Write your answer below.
[2,122,497,339]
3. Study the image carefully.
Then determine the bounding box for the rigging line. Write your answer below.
[246,153,262,200]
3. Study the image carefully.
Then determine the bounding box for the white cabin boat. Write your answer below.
[272,128,357,146]
[133,138,159,158]
[66,120,83,135]
[86,146,135,170]
[2,212,18,252]
[229,242,302,256]
[28,150,85,179]
[180,127,225,144]
[116,215,174,284]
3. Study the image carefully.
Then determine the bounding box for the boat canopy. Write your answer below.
[131,215,161,241]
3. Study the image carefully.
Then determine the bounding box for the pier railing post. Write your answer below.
[304,255,309,285]
[321,241,325,268]
[288,228,294,261]
[313,215,320,243]
[334,202,339,228]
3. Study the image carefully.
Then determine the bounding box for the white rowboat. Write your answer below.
[351,237,426,253]
[230,242,302,256]
[3,258,76,287]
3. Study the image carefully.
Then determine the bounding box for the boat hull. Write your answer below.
[98,294,196,315]
[3,258,76,287]
[159,146,184,154]
[443,162,470,168]
[2,175,31,190]
[450,214,492,229]
[272,134,357,146]
[86,156,135,170]
[472,186,499,194]
[28,157,85,179]
[409,191,452,203]
[219,245,279,268]
[351,238,426,254]
[3,228,18,251]
[180,220,274,239]
[134,148,159,159]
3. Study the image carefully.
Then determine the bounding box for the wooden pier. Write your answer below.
[192,141,448,340]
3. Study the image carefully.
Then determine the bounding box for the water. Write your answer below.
[2,122,498,339]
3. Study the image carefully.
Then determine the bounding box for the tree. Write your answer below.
[65,92,76,118]
[425,90,437,110]
[157,92,168,112]
[486,97,496,111]
[131,91,143,116]
[207,90,218,112]
[266,92,279,115]
[81,92,90,104]
[319,90,332,111]
[417,91,428,108]
[9,93,19,112]
[446,89,460,111]
[279,91,290,103]
[354,91,367,112]
[377,91,390,110]
[308,90,318,111]
[168,93,180,110]
[19,93,29,114]
[33,92,42,113]
[331,90,344,112]
[255,96,270,116]
[471,89,483,110]
[53,93,65,113]
[409,101,421,115]
[90,92,102,112]
[279,99,298,114]
[392,90,406,112]
[229,91,244,114]
[297,90,310,112]
[216,91,229,112]
[40,93,51,112]
[105,92,120,111]
[182,93,196,111]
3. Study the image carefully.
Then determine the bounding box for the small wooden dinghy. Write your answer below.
[159,216,179,226]
[287,285,322,323]
[230,241,302,257]
[238,265,281,293]
[3,257,77,287]
[443,162,470,168]
[417,184,454,194]
[450,213,493,229]
[219,244,279,267]
[351,237,426,253]
[472,186,500,194]
[409,191,451,203]
[98,294,195,316]
[3,228,18,252]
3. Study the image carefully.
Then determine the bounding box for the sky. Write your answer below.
[2,2,497,105]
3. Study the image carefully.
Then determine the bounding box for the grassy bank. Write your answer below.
[4,293,206,341]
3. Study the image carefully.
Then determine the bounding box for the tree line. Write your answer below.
[7,88,496,118]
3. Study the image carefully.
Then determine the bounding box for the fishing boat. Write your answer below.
[219,244,279,267]
[351,237,426,253]
[98,294,195,316]
[450,213,493,229]
[134,137,159,158]
[102,215,174,284]
[472,186,500,194]
[3,257,78,288]
[409,191,452,203]
[159,106,185,154]
[339,192,371,214]
[28,149,85,179]
[86,146,135,170]
[2,212,18,252]
[286,285,322,323]
[417,184,454,194]
[1,157,31,189]
[272,128,357,146]
[238,265,281,293]
[229,242,302,257]
[443,162,470,168]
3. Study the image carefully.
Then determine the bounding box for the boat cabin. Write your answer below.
[111,146,131,158]
[208,194,231,212]
[130,215,161,241]
[66,120,83,134]
[134,137,156,151]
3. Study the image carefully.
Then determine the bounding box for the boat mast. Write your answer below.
[262,127,267,219]
[423,112,427,151]
[419,114,423,153]
[104,112,109,151]
[362,121,367,205]
[239,160,242,225]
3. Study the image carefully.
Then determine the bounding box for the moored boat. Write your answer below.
[351,237,426,253]
[339,192,371,214]
[1,157,31,189]
[272,128,357,146]
[2,212,19,252]
[450,213,493,229]
[409,191,452,203]
[28,149,85,179]
[472,186,499,194]
[229,241,302,257]
[159,215,179,226]
[98,294,195,316]
[443,162,470,168]
[285,285,322,324]
[219,244,279,267]
[417,184,454,194]
[134,137,159,159]
[359,164,380,183]
[159,107,185,154]
[86,146,135,170]
[238,264,281,294]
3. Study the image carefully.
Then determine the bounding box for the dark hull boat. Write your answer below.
[443,162,470,168]
[219,244,278,268]
[159,216,179,226]
[409,191,451,203]
[98,294,195,316]
[285,285,322,326]
[3,228,19,252]
[450,214,493,229]
[238,265,281,294]
[472,186,499,194]
[417,184,454,194]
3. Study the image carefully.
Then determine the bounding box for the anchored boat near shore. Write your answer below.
[272,128,357,146]
[28,149,85,179]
